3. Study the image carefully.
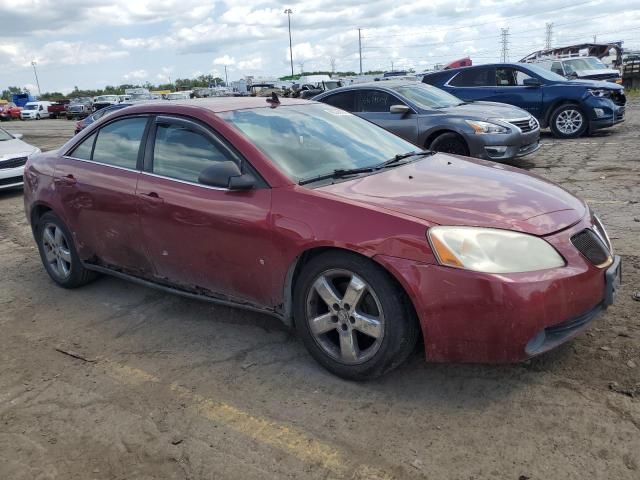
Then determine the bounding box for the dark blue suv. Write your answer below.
[422,63,626,139]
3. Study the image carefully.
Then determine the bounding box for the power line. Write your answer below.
[358,28,363,74]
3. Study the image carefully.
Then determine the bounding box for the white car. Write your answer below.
[20,101,52,120]
[0,127,40,190]
[165,92,191,100]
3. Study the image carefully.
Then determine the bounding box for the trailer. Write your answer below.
[622,60,640,89]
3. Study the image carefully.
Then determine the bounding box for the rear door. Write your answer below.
[136,115,274,306]
[54,115,152,273]
[445,67,496,101]
[354,89,419,143]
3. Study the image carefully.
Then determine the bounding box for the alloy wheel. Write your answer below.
[42,223,72,279]
[305,269,385,364]
[555,109,583,135]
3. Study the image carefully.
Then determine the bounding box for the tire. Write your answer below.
[35,212,97,288]
[549,104,588,139]
[293,251,419,380]
[429,132,469,156]
[36,114,40,120]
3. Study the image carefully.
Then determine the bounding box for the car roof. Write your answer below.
[324,80,420,92]
[116,97,314,114]
[424,63,529,76]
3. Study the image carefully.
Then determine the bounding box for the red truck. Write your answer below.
[47,100,70,119]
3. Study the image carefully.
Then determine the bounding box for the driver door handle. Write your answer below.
[139,191,164,204]
[55,173,77,185]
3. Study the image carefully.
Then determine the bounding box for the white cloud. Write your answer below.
[123,69,148,81]
[213,55,235,66]
[0,40,128,67]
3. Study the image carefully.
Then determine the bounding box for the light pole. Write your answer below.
[224,65,229,87]
[284,9,294,77]
[31,61,41,96]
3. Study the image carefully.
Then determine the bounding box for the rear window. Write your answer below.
[449,68,495,87]
[92,117,147,169]
[320,91,357,111]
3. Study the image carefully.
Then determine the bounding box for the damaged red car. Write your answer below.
[23,98,621,380]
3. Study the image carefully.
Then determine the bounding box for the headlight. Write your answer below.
[428,226,565,273]
[587,89,610,98]
[465,120,509,134]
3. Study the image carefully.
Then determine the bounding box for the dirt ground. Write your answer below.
[1,110,638,480]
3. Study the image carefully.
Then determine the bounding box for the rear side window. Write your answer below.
[70,132,96,160]
[321,91,356,111]
[358,90,405,112]
[152,123,231,183]
[551,62,564,75]
[449,68,495,87]
[92,117,147,169]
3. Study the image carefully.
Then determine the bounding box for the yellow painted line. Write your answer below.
[103,361,393,479]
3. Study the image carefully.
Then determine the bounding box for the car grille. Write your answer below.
[0,156,27,169]
[507,117,538,133]
[68,105,85,113]
[571,229,611,266]
[0,175,23,186]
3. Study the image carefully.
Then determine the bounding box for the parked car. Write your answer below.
[165,92,191,100]
[47,100,70,119]
[20,101,52,120]
[0,102,21,121]
[66,97,94,120]
[0,126,40,190]
[23,98,620,379]
[532,57,622,84]
[74,103,133,134]
[422,63,626,138]
[92,95,121,111]
[314,81,540,161]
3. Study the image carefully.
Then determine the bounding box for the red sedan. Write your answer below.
[23,98,621,379]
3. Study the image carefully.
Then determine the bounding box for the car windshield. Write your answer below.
[0,128,13,141]
[564,57,607,71]
[96,96,117,101]
[393,84,463,108]
[519,63,567,82]
[24,104,38,110]
[219,104,417,183]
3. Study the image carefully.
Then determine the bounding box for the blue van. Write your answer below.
[422,63,626,138]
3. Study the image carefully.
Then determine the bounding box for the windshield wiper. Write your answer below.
[299,166,377,185]
[376,150,436,169]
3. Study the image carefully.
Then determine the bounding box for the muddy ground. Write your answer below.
[0,111,638,480]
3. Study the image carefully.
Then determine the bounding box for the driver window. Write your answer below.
[551,62,564,75]
[358,90,404,112]
[515,70,533,85]
[153,123,231,183]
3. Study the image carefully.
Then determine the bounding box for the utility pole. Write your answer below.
[298,61,305,74]
[500,28,510,62]
[31,61,41,96]
[391,60,394,71]
[358,28,363,75]
[329,57,336,74]
[224,65,228,86]
[545,23,553,50]
[593,35,597,43]
[284,9,294,77]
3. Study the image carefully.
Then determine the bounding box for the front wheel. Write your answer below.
[294,251,419,380]
[429,132,469,156]
[550,105,587,138]
[35,212,97,288]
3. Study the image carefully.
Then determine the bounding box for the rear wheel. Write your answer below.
[550,104,587,138]
[429,132,469,156]
[294,251,419,380]
[35,212,97,288]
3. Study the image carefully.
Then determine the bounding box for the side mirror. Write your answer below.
[390,104,411,114]
[523,78,542,87]
[13,133,23,139]
[198,161,256,190]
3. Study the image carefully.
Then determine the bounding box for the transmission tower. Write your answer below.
[500,28,510,62]
[545,23,554,49]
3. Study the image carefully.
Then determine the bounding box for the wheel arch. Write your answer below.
[29,202,54,232]
[280,246,420,335]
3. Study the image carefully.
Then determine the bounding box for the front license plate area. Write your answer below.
[604,255,622,307]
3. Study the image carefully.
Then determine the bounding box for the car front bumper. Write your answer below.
[374,217,618,363]
[0,164,25,189]
[467,128,541,161]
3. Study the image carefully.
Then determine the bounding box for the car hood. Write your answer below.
[574,69,620,77]
[318,154,586,236]
[560,79,624,90]
[0,138,38,158]
[436,101,531,120]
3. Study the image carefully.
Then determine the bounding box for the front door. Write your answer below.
[354,89,419,143]
[136,115,274,306]
[487,67,544,118]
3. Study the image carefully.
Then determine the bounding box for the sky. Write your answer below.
[1,0,640,94]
